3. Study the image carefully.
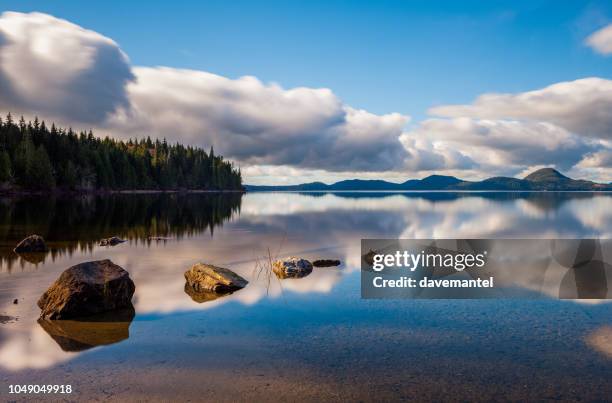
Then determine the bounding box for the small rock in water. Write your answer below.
[14,234,48,253]
[312,259,341,267]
[184,263,248,293]
[13,299,18,304]
[99,236,126,246]
[273,257,313,279]
[38,259,135,320]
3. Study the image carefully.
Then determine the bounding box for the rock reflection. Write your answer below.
[37,306,135,352]
[15,252,47,265]
[184,283,234,303]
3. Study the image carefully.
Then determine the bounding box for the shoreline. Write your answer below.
[0,188,246,197]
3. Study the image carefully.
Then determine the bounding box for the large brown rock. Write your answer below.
[14,234,47,253]
[272,257,313,279]
[184,263,248,293]
[38,260,135,320]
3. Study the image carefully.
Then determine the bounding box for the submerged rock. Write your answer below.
[99,236,126,246]
[38,259,135,320]
[184,263,248,293]
[14,234,47,253]
[0,315,17,324]
[273,257,313,279]
[38,306,135,352]
[312,259,341,267]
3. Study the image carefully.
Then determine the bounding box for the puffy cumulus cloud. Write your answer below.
[430,78,612,140]
[586,23,612,55]
[0,11,134,124]
[400,118,599,177]
[110,67,410,172]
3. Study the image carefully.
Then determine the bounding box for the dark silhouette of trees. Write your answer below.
[0,114,242,191]
[0,150,10,183]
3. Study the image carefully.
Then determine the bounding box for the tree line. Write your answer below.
[0,114,243,191]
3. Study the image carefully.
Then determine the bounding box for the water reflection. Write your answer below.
[0,191,611,373]
[184,284,235,303]
[0,193,242,270]
[38,307,135,352]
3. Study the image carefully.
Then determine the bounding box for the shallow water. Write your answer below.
[1,192,611,401]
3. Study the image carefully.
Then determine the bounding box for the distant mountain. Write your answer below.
[524,168,569,182]
[245,168,612,192]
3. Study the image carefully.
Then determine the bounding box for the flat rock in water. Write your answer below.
[312,259,341,267]
[38,259,135,320]
[273,257,313,279]
[184,263,248,293]
[99,236,126,246]
[14,234,47,253]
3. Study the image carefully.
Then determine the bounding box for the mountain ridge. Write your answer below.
[245,168,612,192]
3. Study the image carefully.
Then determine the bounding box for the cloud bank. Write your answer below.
[400,77,612,179]
[0,11,610,182]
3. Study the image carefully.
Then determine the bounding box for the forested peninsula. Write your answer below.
[0,114,243,193]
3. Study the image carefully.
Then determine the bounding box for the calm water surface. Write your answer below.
[1,192,611,401]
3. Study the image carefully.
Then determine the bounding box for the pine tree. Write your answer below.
[29,146,55,189]
[13,133,34,187]
[0,151,11,183]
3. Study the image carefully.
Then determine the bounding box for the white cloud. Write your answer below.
[0,11,134,123]
[430,78,612,140]
[578,149,612,168]
[400,118,597,176]
[586,23,612,55]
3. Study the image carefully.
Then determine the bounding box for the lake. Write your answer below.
[1,192,611,401]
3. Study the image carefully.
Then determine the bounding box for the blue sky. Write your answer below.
[0,1,611,183]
